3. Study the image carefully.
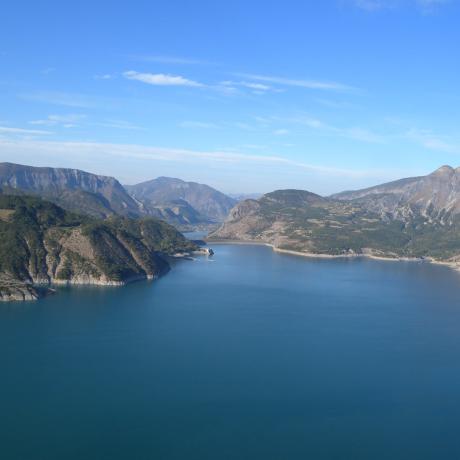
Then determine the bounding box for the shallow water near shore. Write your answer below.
[2,243,460,459]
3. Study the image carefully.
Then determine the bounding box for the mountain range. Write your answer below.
[0,163,235,228]
[210,166,460,268]
[3,162,460,301]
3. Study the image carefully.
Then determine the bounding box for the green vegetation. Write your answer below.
[0,193,198,293]
[211,189,460,261]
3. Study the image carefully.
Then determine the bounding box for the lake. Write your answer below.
[1,243,460,459]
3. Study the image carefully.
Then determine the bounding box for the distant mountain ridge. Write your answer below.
[0,163,237,228]
[126,176,237,223]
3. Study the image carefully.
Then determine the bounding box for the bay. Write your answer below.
[1,244,460,459]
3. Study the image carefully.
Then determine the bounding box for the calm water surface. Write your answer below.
[2,244,460,459]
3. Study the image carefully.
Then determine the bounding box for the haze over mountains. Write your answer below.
[0,163,235,229]
[125,176,236,226]
[210,166,460,266]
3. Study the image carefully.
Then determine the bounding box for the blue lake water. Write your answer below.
[1,244,460,459]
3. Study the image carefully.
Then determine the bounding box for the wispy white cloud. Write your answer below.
[263,114,384,143]
[94,74,114,80]
[96,119,144,130]
[315,98,358,109]
[406,128,460,154]
[343,127,385,143]
[237,74,357,92]
[30,114,86,127]
[29,115,143,131]
[220,80,280,94]
[123,70,203,87]
[0,137,390,180]
[352,0,395,10]
[416,0,450,11]
[240,82,272,91]
[0,126,52,136]
[20,91,98,108]
[274,129,289,136]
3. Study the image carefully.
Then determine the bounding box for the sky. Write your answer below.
[0,0,459,195]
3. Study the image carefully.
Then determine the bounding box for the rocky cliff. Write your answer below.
[0,162,140,218]
[332,166,460,223]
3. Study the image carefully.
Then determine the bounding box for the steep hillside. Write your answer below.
[126,176,236,223]
[0,194,197,301]
[210,176,460,266]
[332,166,460,223]
[0,162,140,218]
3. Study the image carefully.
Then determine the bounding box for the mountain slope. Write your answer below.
[211,190,411,255]
[332,166,460,223]
[210,170,460,266]
[126,176,236,223]
[0,194,197,301]
[0,162,140,218]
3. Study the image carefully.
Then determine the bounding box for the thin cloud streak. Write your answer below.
[0,138,391,179]
[20,91,98,108]
[406,128,460,154]
[0,126,52,135]
[123,71,204,87]
[238,73,358,92]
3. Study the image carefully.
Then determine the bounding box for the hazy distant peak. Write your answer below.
[126,175,236,222]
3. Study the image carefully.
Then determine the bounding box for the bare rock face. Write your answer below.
[332,165,460,223]
[0,275,41,301]
[0,162,141,218]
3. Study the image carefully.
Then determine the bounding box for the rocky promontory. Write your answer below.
[0,194,198,301]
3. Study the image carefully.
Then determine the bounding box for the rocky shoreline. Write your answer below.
[0,247,215,302]
[208,239,460,273]
[0,275,53,302]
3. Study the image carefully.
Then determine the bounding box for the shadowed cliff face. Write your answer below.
[0,162,141,218]
[210,167,460,263]
[126,176,236,223]
[332,166,460,223]
[0,194,198,300]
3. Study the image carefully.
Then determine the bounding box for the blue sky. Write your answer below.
[0,0,459,194]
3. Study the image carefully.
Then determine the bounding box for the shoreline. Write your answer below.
[207,239,460,272]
